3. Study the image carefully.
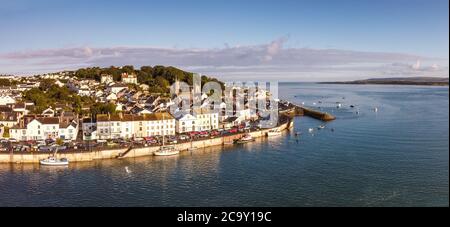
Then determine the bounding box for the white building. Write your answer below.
[94,113,175,140]
[10,117,60,141]
[193,108,219,131]
[106,93,118,101]
[101,74,114,84]
[0,95,16,105]
[108,84,128,94]
[175,113,197,133]
[96,114,122,140]
[59,121,78,141]
[121,73,138,84]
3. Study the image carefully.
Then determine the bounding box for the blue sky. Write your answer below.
[0,0,448,80]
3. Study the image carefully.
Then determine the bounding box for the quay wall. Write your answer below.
[0,121,291,164]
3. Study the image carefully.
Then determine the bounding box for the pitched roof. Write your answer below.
[36,117,59,125]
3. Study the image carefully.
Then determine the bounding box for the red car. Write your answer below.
[189,131,199,137]
[210,131,220,136]
[229,128,238,133]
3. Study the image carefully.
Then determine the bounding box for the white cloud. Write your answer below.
[0,38,448,81]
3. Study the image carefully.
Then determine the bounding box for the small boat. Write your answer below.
[40,156,69,166]
[331,128,335,132]
[318,125,326,130]
[154,146,179,156]
[154,113,179,156]
[267,129,282,137]
[350,105,355,108]
[308,128,314,133]
[374,107,378,112]
[236,134,255,144]
[337,103,342,108]
[188,147,198,152]
[223,141,234,145]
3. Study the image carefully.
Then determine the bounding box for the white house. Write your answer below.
[121,73,138,84]
[106,93,118,101]
[55,80,65,87]
[59,121,78,140]
[10,117,60,141]
[175,113,197,133]
[41,107,55,117]
[101,74,114,84]
[108,84,128,94]
[193,108,219,131]
[92,113,176,140]
[82,118,97,141]
[0,95,15,105]
[96,114,122,140]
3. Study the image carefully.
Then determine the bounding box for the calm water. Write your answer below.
[0,83,448,207]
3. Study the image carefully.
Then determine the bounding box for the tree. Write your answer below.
[56,138,64,146]
[2,126,10,138]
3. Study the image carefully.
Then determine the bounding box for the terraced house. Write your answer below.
[95,112,175,140]
[9,117,79,141]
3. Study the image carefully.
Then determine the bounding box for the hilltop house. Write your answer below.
[121,73,138,84]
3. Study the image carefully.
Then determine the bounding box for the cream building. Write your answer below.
[193,108,219,131]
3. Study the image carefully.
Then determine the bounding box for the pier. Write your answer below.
[279,102,336,121]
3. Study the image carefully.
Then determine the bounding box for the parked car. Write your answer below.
[179,135,190,140]
[210,130,220,137]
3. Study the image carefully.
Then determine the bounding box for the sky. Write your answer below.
[0,0,448,81]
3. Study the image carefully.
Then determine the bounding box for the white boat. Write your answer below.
[223,141,234,145]
[40,156,69,166]
[266,129,282,137]
[187,147,198,152]
[236,134,255,144]
[154,145,179,156]
[318,125,326,130]
[154,113,179,156]
[308,128,314,133]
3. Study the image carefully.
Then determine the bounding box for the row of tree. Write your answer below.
[70,65,224,93]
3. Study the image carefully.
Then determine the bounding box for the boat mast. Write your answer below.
[162,112,165,146]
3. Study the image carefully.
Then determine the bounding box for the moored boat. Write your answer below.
[266,129,282,137]
[154,146,179,156]
[153,113,180,156]
[40,156,69,166]
[236,134,255,144]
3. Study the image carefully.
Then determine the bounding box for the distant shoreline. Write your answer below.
[319,81,449,86]
[319,77,449,86]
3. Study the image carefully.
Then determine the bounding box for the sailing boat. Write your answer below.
[154,112,180,156]
[40,147,69,166]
